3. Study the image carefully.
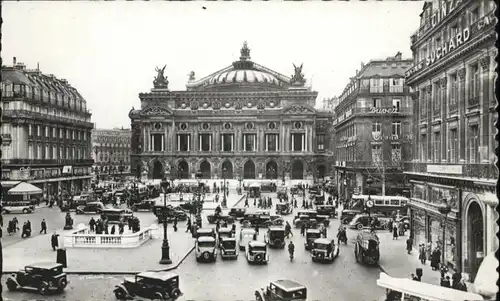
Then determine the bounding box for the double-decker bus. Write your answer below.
[349,195,409,217]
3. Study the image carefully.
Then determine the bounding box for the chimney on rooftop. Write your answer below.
[13,57,16,65]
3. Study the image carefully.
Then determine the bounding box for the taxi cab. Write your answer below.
[246,241,269,264]
[219,237,238,260]
[195,236,217,263]
[255,280,307,301]
[264,226,286,249]
[239,228,257,251]
[304,229,322,251]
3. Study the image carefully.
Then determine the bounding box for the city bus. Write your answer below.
[348,195,409,217]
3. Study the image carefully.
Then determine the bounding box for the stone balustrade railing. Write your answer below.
[63,223,156,248]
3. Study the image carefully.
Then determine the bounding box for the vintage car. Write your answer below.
[255,279,307,301]
[261,181,277,192]
[207,212,234,224]
[101,208,133,224]
[293,213,319,228]
[348,214,387,230]
[396,216,410,230]
[195,236,218,262]
[315,215,330,227]
[313,195,325,206]
[304,229,322,251]
[311,238,339,263]
[218,227,233,244]
[196,228,216,239]
[276,186,288,199]
[75,202,105,214]
[268,215,285,227]
[154,206,188,223]
[246,241,269,264]
[316,205,336,218]
[239,228,257,250]
[113,271,181,300]
[248,183,262,198]
[264,226,286,249]
[6,262,68,295]
[229,207,247,218]
[354,228,380,265]
[341,209,362,224]
[219,237,238,260]
[130,200,155,212]
[240,212,272,228]
[2,201,35,214]
[276,202,293,215]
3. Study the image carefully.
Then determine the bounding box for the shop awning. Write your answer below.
[8,182,43,195]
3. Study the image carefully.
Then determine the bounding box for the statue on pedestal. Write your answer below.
[63,212,74,230]
[290,63,306,86]
[153,65,169,89]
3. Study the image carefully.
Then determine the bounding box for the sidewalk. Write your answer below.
[377,231,443,285]
[3,224,194,274]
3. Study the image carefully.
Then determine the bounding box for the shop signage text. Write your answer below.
[406,14,493,78]
[369,107,399,114]
[428,0,463,32]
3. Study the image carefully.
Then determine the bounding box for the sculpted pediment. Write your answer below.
[283,104,316,115]
[140,106,172,116]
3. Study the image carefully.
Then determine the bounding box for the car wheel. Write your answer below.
[274,239,282,246]
[6,278,17,291]
[22,208,29,214]
[203,252,210,261]
[383,223,389,230]
[357,223,363,230]
[38,282,49,295]
[153,292,164,300]
[255,292,263,301]
[57,277,68,290]
[171,288,181,299]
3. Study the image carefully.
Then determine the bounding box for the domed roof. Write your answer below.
[186,42,291,91]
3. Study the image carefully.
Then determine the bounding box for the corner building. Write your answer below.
[91,128,132,174]
[129,43,333,183]
[333,53,413,199]
[1,59,94,196]
[404,0,497,280]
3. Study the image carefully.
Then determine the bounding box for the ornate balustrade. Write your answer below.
[63,224,155,248]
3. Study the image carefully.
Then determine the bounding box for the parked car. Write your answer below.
[207,212,234,224]
[264,227,286,249]
[304,229,322,251]
[275,202,293,215]
[113,271,182,300]
[255,280,307,301]
[75,202,105,214]
[354,229,380,265]
[196,228,216,239]
[246,241,269,264]
[316,205,336,218]
[340,209,362,224]
[240,212,272,228]
[348,214,387,230]
[195,236,217,262]
[6,262,68,295]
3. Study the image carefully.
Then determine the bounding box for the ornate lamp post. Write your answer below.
[438,200,452,266]
[365,178,374,218]
[159,178,172,265]
[222,167,227,208]
[195,171,204,228]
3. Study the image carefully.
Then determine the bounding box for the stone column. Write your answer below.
[193,123,198,152]
[143,125,147,153]
[412,91,419,160]
[480,55,490,162]
[458,68,466,162]
[171,120,176,152]
[260,127,265,152]
[164,123,168,152]
[309,125,313,153]
[440,77,448,162]
[426,86,432,162]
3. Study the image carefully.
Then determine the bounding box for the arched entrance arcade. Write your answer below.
[466,201,484,282]
[265,161,278,179]
[177,160,189,179]
[152,161,164,179]
[200,160,211,179]
[221,160,233,179]
[243,160,256,179]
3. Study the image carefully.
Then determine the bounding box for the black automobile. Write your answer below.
[275,202,293,215]
[228,207,247,218]
[114,271,182,300]
[316,215,330,227]
[75,202,105,214]
[207,212,234,224]
[264,226,286,249]
[304,229,322,251]
[240,212,272,228]
[154,206,188,223]
[131,200,155,212]
[317,205,336,218]
[340,209,362,224]
[6,262,68,295]
[348,214,387,230]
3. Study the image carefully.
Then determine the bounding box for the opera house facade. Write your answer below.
[129,42,333,182]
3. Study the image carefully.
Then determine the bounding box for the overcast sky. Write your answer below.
[3,1,422,129]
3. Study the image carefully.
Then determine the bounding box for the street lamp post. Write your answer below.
[195,171,204,228]
[438,200,452,267]
[222,167,227,208]
[159,178,172,264]
[365,178,374,219]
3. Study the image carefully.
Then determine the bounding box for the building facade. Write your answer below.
[91,128,131,175]
[403,0,496,280]
[333,53,413,199]
[129,43,333,182]
[1,58,94,196]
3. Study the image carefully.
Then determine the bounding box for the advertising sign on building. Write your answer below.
[426,164,463,175]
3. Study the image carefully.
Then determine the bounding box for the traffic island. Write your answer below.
[2,224,195,275]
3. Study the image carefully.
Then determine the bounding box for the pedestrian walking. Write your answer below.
[431,248,441,270]
[51,232,60,251]
[392,224,399,240]
[244,197,249,208]
[119,222,125,235]
[419,244,426,264]
[40,219,47,234]
[89,217,96,232]
[406,237,413,254]
[186,217,191,233]
[173,216,178,232]
[110,225,116,235]
[300,223,306,236]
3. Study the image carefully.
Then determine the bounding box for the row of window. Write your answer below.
[340,77,406,102]
[336,144,402,163]
[338,121,403,141]
[336,98,405,121]
[28,124,88,141]
[2,101,90,122]
[95,154,129,163]
[419,61,491,119]
[27,143,89,160]
[146,133,326,152]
